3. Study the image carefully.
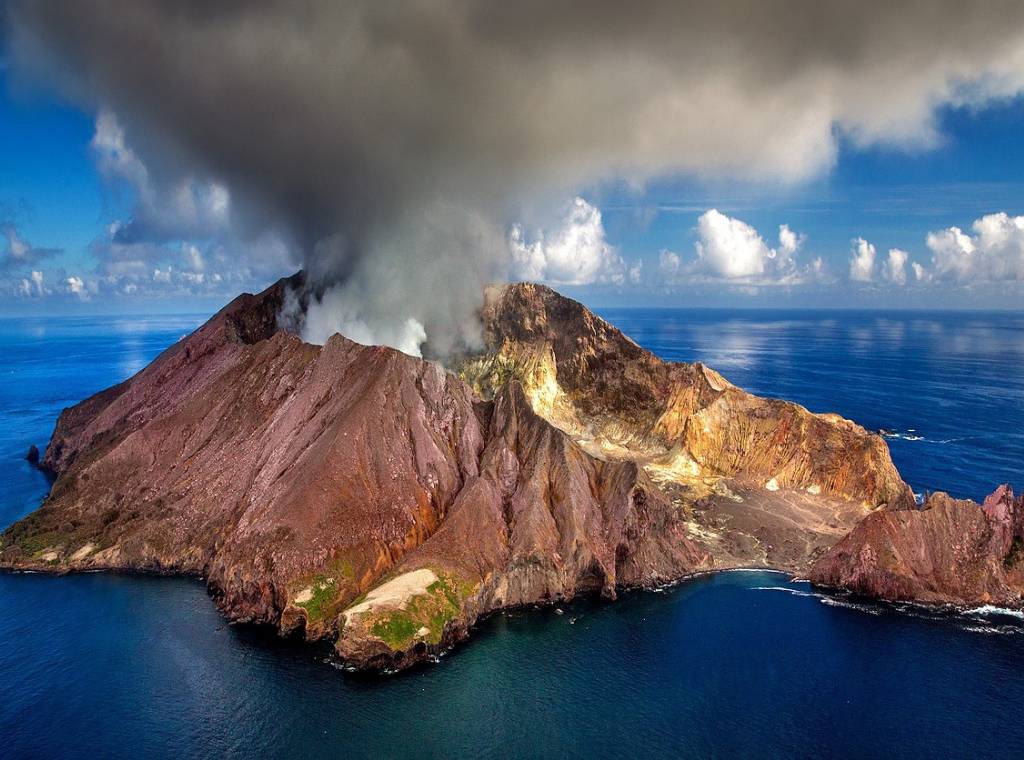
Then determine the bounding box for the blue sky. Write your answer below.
[5,33,1024,315]
[579,97,1024,309]
[610,100,1024,258]
[0,83,101,260]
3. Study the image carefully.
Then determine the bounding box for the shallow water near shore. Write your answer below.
[1,309,1023,758]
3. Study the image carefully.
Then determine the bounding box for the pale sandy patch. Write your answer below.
[294,587,313,604]
[646,448,702,483]
[684,521,722,542]
[38,550,58,562]
[701,364,731,392]
[344,568,438,619]
[70,543,96,561]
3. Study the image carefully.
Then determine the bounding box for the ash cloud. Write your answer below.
[10,1,1024,353]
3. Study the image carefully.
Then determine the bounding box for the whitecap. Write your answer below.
[962,624,1017,635]
[818,597,883,615]
[752,585,886,615]
[964,605,1024,620]
[751,586,822,599]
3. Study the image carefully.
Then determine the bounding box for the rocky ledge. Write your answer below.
[1,274,1016,670]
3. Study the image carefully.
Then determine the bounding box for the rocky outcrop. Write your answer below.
[810,485,1024,605]
[463,283,911,509]
[460,283,913,574]
[333,381,710,668]
[1,275,930,670]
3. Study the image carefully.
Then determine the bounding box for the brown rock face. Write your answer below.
[465,283,911,509]
[461,283,913,573]
[810,485,1024,605]
[1,275,929,669]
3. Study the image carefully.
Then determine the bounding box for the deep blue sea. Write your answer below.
[2,310,1023,759]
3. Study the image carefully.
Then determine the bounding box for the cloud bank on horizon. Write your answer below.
[7,1,1024,350]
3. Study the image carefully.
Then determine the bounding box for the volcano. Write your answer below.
[3,274,1020,670]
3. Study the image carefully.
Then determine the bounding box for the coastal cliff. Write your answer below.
[3,274,992,670]
[811,485,1024,605]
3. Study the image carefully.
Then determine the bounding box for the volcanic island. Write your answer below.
[3,274,1021,671]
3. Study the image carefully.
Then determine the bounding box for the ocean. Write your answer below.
[1,309,1023,758]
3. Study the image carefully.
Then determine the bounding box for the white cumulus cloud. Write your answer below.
[510,197,625,285]
[925,212,1024,283]
[21,270,48,297]
[658,249,682,280]
[628,259,643,285]
[848,238,876,282]
[694,209,775,279]
[659,210,819,286]
[66,275,87,298]
[884,248,909,286]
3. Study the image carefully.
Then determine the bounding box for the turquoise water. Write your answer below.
[1,311,1023,758]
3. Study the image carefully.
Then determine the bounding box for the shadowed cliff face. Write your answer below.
[0,275,946,670]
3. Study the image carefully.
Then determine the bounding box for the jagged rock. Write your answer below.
[464,283,912,509]
[24,445,40,466]
[810,485,1024,605]
[0,274,932,670]
[461,283,914,573]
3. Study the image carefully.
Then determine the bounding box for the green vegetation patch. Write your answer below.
[296,575,338,622]
[370,613,421,649]
[2,525,64,559]
[368,573,465,650]
[295,554,361,624]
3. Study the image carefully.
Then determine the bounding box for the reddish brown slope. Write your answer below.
[811,485,1024,605]
[335,382,710,668]
[1,275,710,670]
[6,274,487,627]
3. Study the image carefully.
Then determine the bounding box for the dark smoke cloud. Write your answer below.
[10,1,1024,353]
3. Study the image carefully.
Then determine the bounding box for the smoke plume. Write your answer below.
[11,1,1024,354]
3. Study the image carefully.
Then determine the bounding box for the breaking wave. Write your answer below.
[752,586,883,614]
[962,624,1019,635]
[879,428,974,446]
[880,429,926,442]
[752,586,1024,630]
[964,605,1024,620]
[751,586,819,598]
[817,597,884,615]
